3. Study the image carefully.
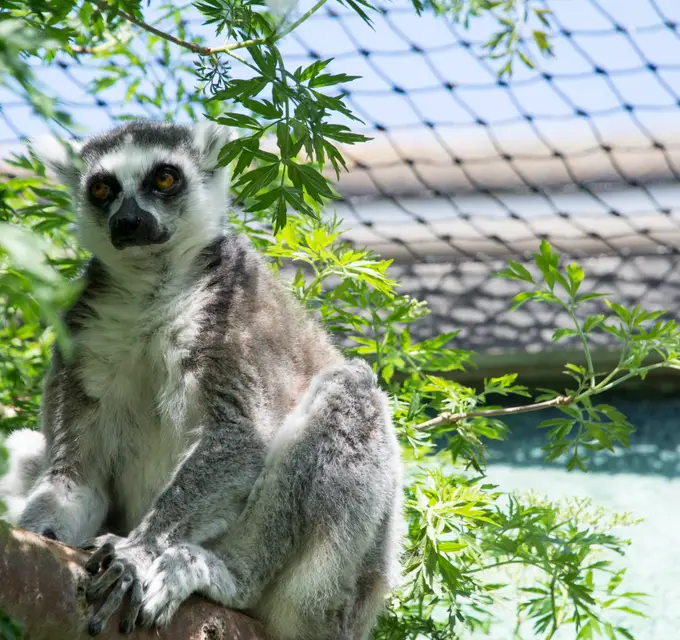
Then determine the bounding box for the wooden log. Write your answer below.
[0,526,266,640]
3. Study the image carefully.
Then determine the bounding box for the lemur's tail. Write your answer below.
[0,428,46,525]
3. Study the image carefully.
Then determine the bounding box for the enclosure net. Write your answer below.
[2,0,680,357]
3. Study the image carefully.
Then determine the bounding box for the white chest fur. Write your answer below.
[78,276,208,530]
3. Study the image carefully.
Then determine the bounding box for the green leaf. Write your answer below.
[583,314,605,333]
[321,123,371,145]
[249,188,283,212]
[534,7,553,29]
[216,113,262,130]
[241,97,282,119]
[338,0,376,27]
[298,58,333,82]
[248,45,276,76]
[309,72,361,88]
[0,223,60,283]
[614,606,647,618]
[509,291,537,311]
[532,30,551,53]
[552,328,578,342]
[438,540,467,553]
[214,78,268,101]
[566,262,585,295]
[235,163,280,202]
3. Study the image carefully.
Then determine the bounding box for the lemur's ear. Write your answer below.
[30,135,84,191]
[192,120,230,172]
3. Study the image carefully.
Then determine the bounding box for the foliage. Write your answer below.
[0,153,84,431]
[258,215,654,640]
[0,1,672,639]
[0,610,22,640]
[409,0,555,76]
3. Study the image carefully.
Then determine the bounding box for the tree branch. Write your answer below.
[417,395,573,430]
[89,0,211,54]
[87,0,328,56]
[0,525,265,640]
[274,0,329,42]
[416,356,680,432]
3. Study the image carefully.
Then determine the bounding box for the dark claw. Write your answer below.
[85,557,100,574]
[119,617,135,635]
[86,542,115,574]
[41,529,58,541]
[88,617,103,637]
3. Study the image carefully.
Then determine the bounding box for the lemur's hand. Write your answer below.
[82,534,159,636]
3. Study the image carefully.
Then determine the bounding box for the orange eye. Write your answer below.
[90,182,110,200]
[154,169,177,191]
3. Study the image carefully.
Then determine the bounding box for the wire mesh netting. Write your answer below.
[2,0,680,360]
[6,8,680,639]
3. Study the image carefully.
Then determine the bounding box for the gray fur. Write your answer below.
[3,121,403,639]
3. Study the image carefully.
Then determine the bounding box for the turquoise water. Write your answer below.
[469,391,680,640]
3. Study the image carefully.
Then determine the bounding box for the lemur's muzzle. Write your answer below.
[109,198,169,249]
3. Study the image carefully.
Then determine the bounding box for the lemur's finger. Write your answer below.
[119,578,143,634]
[87,572,133,636]
[86,560,124,601]
[85,542,115,574]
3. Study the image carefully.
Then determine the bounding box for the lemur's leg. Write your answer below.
[0,429,46,525]
[135,359,402,639]
[11,356,110,547]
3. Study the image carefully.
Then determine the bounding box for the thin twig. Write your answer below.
[88,0,329,56]
[70,31,133,55]
[565,303,595,387]
[274,0,329,42]
[89,0,209,54]
[208,37,269,55]
[417,395,573,430]
[416,355,680,431]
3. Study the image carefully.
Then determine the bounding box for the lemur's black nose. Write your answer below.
[109,198,168,249]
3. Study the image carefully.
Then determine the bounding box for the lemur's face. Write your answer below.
[36,121,230,262]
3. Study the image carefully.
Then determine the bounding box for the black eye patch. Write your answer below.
[144,164,185,197]
[86,173,121,208]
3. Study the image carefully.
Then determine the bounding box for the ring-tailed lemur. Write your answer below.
[0,121,403,639]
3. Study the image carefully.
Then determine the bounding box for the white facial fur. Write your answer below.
[33,122,230,274]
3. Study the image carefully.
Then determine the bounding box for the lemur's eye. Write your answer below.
[90,182,111,200]
[153,167,180,192]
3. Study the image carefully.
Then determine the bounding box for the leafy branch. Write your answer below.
[409,0,555,77]
[83,0,370,230]
[409,239,680,471]
[89,0,330,55]
[380,470,644,640]
[262,216,679,478]
[417,394,572,430]
[0,3,653,639]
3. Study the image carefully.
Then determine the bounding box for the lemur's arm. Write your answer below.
[19,352,109,547]
[83,407,265,636]
[130,410,265,548]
